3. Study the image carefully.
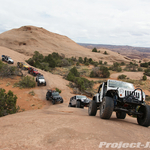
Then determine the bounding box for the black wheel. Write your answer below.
[88,100,97,116]
[76,101,81,108]
[68,103,72,107]
[46,96,49,100]
[52,100,55,105]
[137,105,150,127]
[28,70,30,74]
[37,82,40,86]
[60,99,63,103]
[44,82,46,86]
[116,111,126,119]
[36,78,37,82]
[2,58,4,61]
[100,96,114,119]
[34,73,36,76]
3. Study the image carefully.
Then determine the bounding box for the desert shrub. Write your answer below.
[78,57,83,63]
[90,66,110,78]
[138,67,143,71]
[143,75,147,81]
[124,63,138,72]
[90,67,100,78]
[140,62,148,68]
[99,60,102,65]
[88,58,93,63]
[99,66,110,78]
[84,57,88,64]
[104,61,107,65]
[0,62,22,77]
[28,90,35,96]
[144,68,150,76]
[110,62,122,72]
[0,88,19,117]
[14,76,36,88]
[74,77,94,91]
[40,62,49,71]
[58,59,71,67]
[76,62,80,66]
[103,51,108,55]
[85,62,89,66]
[70,67,80,77]
[92,47,97,52]
[118,74,127,79]
[67,72,75,82]
[120,62,125,66]
[55,88,61,93]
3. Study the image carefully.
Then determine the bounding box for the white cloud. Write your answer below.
[0,0,150,47]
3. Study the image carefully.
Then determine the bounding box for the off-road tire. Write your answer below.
[60,99,63,103]
[137,105,150,127]
[28,70,30,74]
[116,111,126,119]
[44,82,46,86]
[37,82,40,86]
[52,100,55,105]
[68,103,72,107]
[100,96,114,119]
[2,58,4,61]
[76,101,81,108]
[88,100,97,116]
[46,96,49,100]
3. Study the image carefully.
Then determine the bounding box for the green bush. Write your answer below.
[14,76,36,88]
[103,51,108,55]
[76,62,80,66]
[67,72,75,82]
[138,67,143,71]
[70,67,80,77]
[143,75,147,81]
[140,62,148,68]
[99,66,110,78]
[111,62,122,72]
[99,60,102,65]
[120,62,125,66]
[92,47,97,52]
[118,74,127,79]
[90,67,100,78]
[104,61,107,65]
[74,77,94,91]
[0,88,19,117]
[55,88,61,93]
[78,57,83,63]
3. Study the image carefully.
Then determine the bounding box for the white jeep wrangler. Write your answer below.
[88,79,150,127]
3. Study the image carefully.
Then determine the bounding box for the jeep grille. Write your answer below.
[125,90,140,98]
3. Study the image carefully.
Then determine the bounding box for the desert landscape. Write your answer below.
[0,26,150,150]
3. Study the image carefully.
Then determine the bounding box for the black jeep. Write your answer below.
[46,90,63,105]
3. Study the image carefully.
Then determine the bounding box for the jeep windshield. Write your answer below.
[108,80,134,90]
[38,76,44,79]
[76,95,86,99]
[52,92,59,96]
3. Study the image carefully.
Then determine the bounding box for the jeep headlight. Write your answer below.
[81,99,84,102]
[119,89,124,94]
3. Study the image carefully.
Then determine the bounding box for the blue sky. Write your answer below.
[0,0,150,47]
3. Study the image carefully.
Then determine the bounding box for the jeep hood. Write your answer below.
[39,79,45,82]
